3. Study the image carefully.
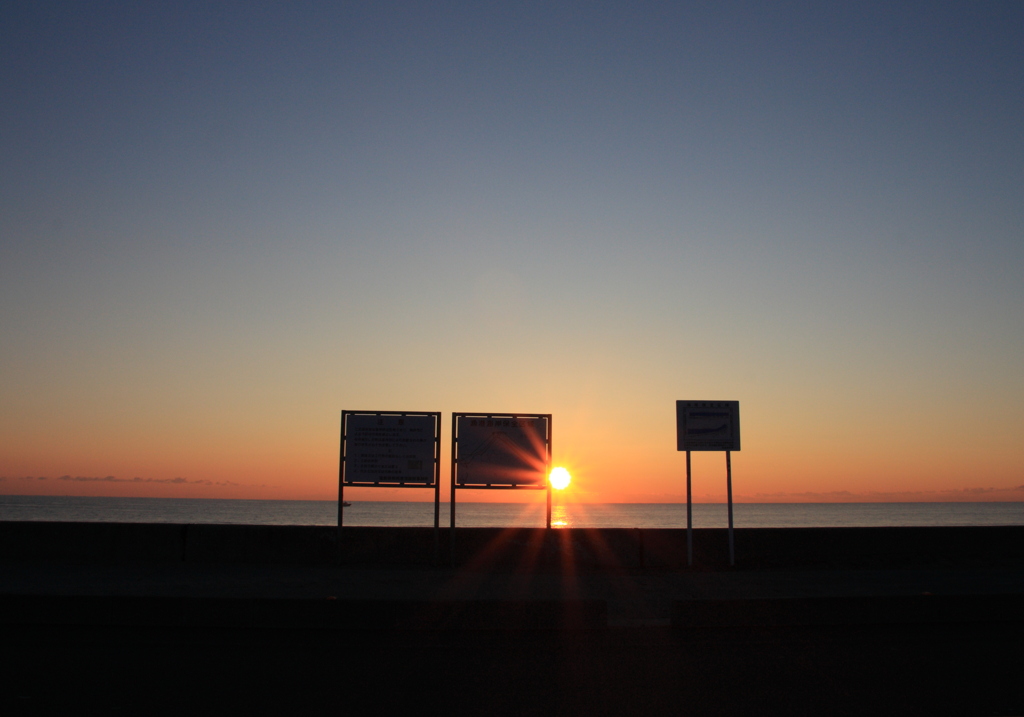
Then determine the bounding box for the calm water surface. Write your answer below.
[1,495,1022,528]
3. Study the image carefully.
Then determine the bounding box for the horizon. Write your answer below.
[4,488,1023,505]
[2,3,1022,504]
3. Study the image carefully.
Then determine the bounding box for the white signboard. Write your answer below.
[676,401,740,451]
[455,415,549,486]
[344,413,437,484]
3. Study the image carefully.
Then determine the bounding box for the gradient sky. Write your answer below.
[2,1,1022,503]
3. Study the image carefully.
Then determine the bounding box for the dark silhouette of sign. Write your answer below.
[676,401,740,451]
[450,413,552,530]
[456,416,549,486]
[676,400,741,567]
[338,411,441,533]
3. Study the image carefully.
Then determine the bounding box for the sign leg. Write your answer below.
[338,413,345,529]
[433,460,440,564]
[450,480,456,529]
[434,443,440,530]
[686,450,692,567]
[338,414,345,565]
[450,415,457,530]
[337,480,345,565]
[726,450,735,567]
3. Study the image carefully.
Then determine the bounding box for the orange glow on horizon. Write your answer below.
[3,398,1023,503]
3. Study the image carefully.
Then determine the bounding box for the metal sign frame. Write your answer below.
[676,400,740,452]
[676,400,741,567]
[450,413,553,529]
[339,410,442,529]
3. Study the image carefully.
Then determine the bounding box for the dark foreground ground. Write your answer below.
[3,620,1022,716]
[1,523,1022,716]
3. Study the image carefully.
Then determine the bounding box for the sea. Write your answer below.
[1,495,1022,529]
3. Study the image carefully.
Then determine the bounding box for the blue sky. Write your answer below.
[2,1,1022,501]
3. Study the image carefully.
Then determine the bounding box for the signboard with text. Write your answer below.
[454,414,550,486]
[342,412,439,485]
[676,401,740,451]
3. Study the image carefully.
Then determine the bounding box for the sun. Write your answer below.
[549,467,571,490]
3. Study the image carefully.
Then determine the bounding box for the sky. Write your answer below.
[2,1,1023,504]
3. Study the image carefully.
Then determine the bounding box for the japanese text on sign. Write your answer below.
[456,415,549,486]
[345,414,437,484]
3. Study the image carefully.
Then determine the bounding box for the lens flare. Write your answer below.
[549,467,571,490]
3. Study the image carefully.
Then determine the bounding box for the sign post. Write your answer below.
[686,450,692,567]
[676,400,740,567]
[339,411,442,560]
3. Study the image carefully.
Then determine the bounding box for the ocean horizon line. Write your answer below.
[3,494,1024,506]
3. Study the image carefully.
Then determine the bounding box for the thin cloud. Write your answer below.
[56,475,245,487]
[4,475,254,487]
[746,486,1024,500]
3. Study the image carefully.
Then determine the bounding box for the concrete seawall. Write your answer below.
[2,521,1022,569]
[3,522,1022,714]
